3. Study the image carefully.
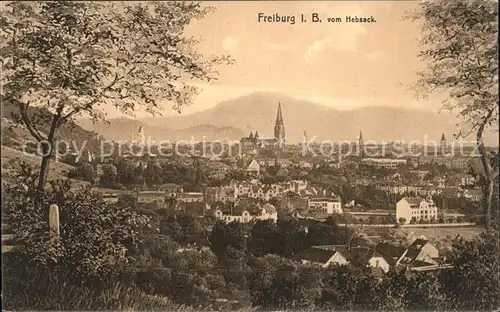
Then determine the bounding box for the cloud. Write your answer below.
[304,24,367,62]
[223,37,238,51]
[305,38,333,62]
[263,41,296,52]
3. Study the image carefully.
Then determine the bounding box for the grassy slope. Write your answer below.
[1,145,132,195]
[1,145,75,182]
[362,225,483,252]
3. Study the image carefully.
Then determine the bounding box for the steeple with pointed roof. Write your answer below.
[440,133,447,155]
[254,131,259,139]
[359,130,364,158]
[274,102,286,146]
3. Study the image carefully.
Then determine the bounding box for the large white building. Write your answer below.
[308,196,343,215]
[215,203,278,223]
[361,158,407,170]
[396,196,438,224]
[246,159,261,173]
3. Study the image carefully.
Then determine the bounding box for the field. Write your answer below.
[1,145,75,182]
[1,145,132,195]
[361,225,484,253]
[398,226,483,242]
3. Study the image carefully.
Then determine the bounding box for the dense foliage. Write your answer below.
[3,163,150,283]
[0,0,231,190]
[3,164,499,310]
[409,0,499,229]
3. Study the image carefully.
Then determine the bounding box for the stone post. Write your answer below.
[49,204,60,236]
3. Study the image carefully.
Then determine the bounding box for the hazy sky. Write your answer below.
[160,0,447,116]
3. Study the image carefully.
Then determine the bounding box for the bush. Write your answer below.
[3,162,150,283]
[2,265,192,311]
[67,162,94,182]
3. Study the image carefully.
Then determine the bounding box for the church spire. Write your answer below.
[276,101,283,124]
[274,102,286,146]
[359,130,364,158]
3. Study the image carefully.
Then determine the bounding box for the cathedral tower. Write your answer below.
[440,133,447,155]
[137,126,146,146]
[359,130,364,158]
[274,102,286,146]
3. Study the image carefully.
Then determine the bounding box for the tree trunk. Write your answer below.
[476,117,494,230]
[37,112,61,192]
[37,141,53,192]
[485,179,494,230]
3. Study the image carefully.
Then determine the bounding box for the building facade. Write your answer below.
[215,203,278,223]
[308,196,343,215]
[361,158,408,170]
[396,196,438,224]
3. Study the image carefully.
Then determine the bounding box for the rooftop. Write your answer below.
[402,196,434,205]
[375,242,407,265]
[293,246,342,264]
[310,197,341,202]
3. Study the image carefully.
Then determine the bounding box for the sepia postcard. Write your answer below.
[1,0,498,311]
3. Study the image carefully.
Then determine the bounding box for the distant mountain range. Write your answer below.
[77,92,498,146]
[1,102,100,152]
[76,118,244,142]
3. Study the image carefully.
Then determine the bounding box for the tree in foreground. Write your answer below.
[3,162,150,282]
[408,0,498,228]
[443,231,500,310]
[0,1,232,191]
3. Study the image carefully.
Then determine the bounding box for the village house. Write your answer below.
[253,185,280,201]
[204,186,236,203]
[328,160,342,169]
[308,194,343,215]
[175,201,210,217]
[361,158,407,170]
[246,159,261,174]
[405,239,439,261]
[398,239,452,272]
[136,190,165,204]
[280,180,308,193]
[257,158,276,167]
[176,192,204,203]
[233,181,254,197]
[439,186,463,198]
[299,160,313,169]
[282,191,309,215]
[463,188,482,202]
[292,245,349,268]
[460,175,476,187]
[277,158,294,168]
[396,196,438,224]
[293,239,449,275]
[158,183,184,198]
[101,193,119,204]
[293,244,389,278]
[372,242,408,273]
[214,203,278,223]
